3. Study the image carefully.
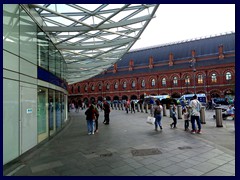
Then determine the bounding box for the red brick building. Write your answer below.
[68,32,235,104]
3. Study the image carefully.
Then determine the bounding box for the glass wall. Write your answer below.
[3,4,69,165]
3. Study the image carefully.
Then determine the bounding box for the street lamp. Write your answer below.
[190,58,196,94]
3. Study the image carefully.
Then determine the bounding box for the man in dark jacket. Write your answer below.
[103,98,110,124]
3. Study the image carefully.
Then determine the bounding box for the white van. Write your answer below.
[178,94,207,106]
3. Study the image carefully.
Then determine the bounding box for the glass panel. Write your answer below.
[152,79,155,86]
[226,72,231,80]
[3,4,19,55]
[55,91,61,130]
[20,6,37,64]
[49,89,56,136]
[49,42,56,75]
[56,51,61,78]
[61,93,64,125]
[37,31,49,70]
[37,87,48,142]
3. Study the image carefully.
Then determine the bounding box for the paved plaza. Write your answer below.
[4,107,235,176]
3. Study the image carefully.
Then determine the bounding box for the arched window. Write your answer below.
[78,86,80,92]
[162,78,166,86]
[151,79,156,87]
[114,82,118,89]
[91,85,95,91]
[106,83,110,90]
[123,81,127,89]
[198,74,203,84]
[84,85,88,92]
[141,80,145,88]
[211,73,217,83]
[71,86,74,93]
[98,84,102,90]
[185,76,190,85]
[132,81,135,88]
[226,72,232,80]
[173,77,178,86]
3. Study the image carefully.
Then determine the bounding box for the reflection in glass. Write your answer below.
[55,91,61,130]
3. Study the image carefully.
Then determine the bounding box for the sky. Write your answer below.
[130,4,235,50]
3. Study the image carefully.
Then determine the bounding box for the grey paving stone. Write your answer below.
[161,164,186,175]
[184,168,205,176]
[216,163,235,174]
[151,170,171,176]
[30,161,63,173]
[133,166,153,176]
[110,165,134,175]
[191,161,219,173]
[203,169,234,176]
[153,159,175,168]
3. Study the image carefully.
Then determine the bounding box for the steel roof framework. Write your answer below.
[29,4,159,84]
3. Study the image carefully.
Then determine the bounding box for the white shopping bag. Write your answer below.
[146,116,155,125]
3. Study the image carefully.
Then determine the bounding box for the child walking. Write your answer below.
[182,108,189,131]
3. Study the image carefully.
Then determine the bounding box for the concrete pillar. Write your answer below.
[200,106,206,124]
[215,107,223,127]
[177,105,182,119]
[163,104,166,116]
[145,104,148,113]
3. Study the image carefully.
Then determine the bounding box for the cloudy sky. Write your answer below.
[130,4,235,50]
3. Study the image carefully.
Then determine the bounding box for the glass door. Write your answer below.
[49,89,56,136]
[37,87,48,142]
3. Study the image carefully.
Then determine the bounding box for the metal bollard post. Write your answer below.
[118,103,120,110]
[169,105,173,118]
[177,105,182,119]
[200,106,206,124]
[215,107,223,127]
[163,104,166,116]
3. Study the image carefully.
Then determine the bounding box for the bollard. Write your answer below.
[215,107,223,127]
[121,103,124,110]
[118,103,120,110]
[145,104,148,113]
[177,105,182,119]
[169,105,173,118]
[200,106,206,124]
[163,104,166,116]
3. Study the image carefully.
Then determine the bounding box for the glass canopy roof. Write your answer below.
[29,4,159,84]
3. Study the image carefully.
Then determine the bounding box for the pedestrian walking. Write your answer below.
[153,100,163,131]
[189,94,202,134]
[131,100,135,113]
[103,98,111,124]
[170,104,177,128]
[92,102,99,133]
[85,104,98,135]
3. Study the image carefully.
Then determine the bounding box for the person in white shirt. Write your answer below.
[189,95,202,134]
